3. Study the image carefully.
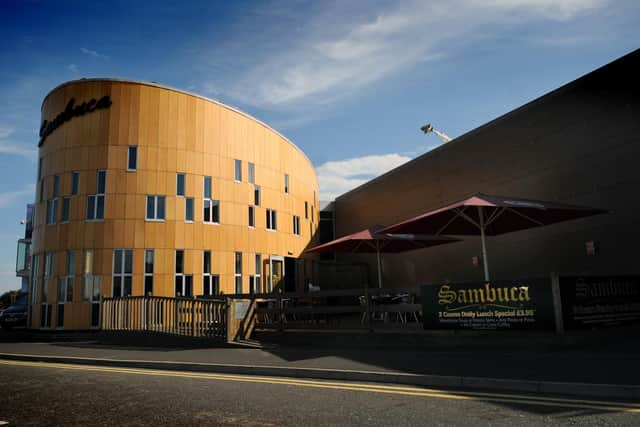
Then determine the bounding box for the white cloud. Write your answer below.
[212,0,608,110]
[67,63,79,73]
[0,127,37,160]
[317,153,412,200]
[80,47,108,59]
[0,184,35,209]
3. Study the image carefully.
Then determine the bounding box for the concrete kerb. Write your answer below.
[1,352,638,400]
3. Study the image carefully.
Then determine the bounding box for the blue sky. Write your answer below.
[0,0,638,292]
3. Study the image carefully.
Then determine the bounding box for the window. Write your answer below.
[311,206,314,222]
[82,250,94,301]
[234,159,242,181]
[249,254,261,294]
[235,252,243,294]
[305,201,308,219]
[248,162,255,184]
[254,185,261,206]
[58,251,75,303]
[176,173,185,196]
[113,249,133,297]
[61,197,70,223]
[46,199,58,224]
[146,195,166,220]
[293,215,300,236]
[175,250,193,297]
[202,251,219,296]
[38,158,43,180]
[127,146,137,171]
[87,170,106,220]
[39,179,44,203]
[47,175,60,224]
[185,197,194,222]
[97,170,106,194]
[82,249,102,328]
[71,171,79,196]
[53,175,59,197]
[248,206,255,227]
[43,252,54,303]
[144,249,154,295]
[30,254,39,305]
[203,176,220,224]
[266,209,277,231]
[284,174,289,194]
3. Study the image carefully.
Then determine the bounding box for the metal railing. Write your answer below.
[101,296,227,338]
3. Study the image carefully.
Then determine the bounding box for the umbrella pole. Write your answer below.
[376,248,383,289]
[478,206,490,282]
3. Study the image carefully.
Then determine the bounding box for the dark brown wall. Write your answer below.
[333,49,640,288]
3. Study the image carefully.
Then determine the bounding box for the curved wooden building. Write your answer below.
[29,79,319,330]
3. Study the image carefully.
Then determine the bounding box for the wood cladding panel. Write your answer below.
[31,79,319,329]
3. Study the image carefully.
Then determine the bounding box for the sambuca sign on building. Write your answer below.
[421,279,555,330]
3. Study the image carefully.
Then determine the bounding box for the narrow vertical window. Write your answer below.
[57,251,75,327]
[175,249,192,297]
[82,249,94,301]
[82,249,101,327]
[37,158,43,180]
[43,252,54,303]
[249,254,261,294]
[202,251,219,296]
[47,175,60,224]
[293,215,300,235]
[203,176,219,224]
[71,171,79,196]
[112,249,133,297]
[30,254,39,305]
[176,173,185,196]
[185,197,194,222]
[53,175,60,198]
[87,170,106,220]
[305,201,308,219]
[127,146,138,171]
[248,162,255,184]
[46,199,58,224]
[61,197,70,223]
[144,249,154,296]
[254,185,261,206]
[248,206,255,227]
[235,252,243,294]
[39,179,44,203]
[41,252,54,328]
[234,159,242,182]
[284,174,289,194]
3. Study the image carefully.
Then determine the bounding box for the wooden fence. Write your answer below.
[101,296,227,339]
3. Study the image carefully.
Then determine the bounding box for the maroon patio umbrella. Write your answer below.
[305,225,460,288]
[380,193,607,281]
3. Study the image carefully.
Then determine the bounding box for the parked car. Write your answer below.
[0,292,28,330]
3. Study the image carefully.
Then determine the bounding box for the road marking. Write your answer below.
[1,359,639,413]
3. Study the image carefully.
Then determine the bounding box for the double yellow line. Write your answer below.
[2,359,639,413]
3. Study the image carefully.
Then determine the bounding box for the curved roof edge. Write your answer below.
[41,77,316,172]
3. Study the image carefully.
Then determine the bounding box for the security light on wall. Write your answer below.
[420,123,452,143]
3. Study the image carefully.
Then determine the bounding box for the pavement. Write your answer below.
[1,326,639,400]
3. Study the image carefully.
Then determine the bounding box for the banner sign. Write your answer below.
[421,279,555,330]
[560,276,640,328]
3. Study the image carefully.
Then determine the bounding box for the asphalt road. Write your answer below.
[0,360,638,426]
